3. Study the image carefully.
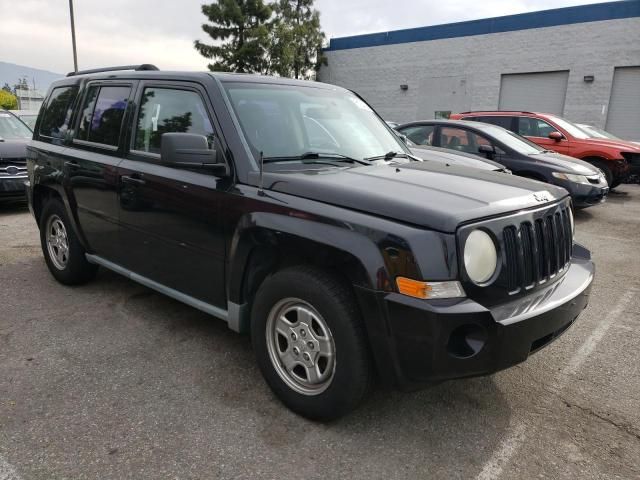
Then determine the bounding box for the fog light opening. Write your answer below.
[447,324,487,359]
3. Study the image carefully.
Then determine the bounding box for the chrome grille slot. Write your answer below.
[499,205,573,294]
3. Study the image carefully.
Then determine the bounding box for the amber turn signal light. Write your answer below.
[396,277,466,300]
[396,277,432,299]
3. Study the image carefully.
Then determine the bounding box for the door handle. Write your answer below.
[64,160,80,169]
[121,174,146,186]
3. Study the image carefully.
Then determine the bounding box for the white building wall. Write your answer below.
[319,18,640,128]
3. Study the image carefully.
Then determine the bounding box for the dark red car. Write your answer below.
[450,111,640,187]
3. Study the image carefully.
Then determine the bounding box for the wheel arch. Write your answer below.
[226,212,389,333]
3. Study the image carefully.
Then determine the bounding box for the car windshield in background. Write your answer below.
[223,82,407,162]
[577,124,622,140]
[547,115,591,139]
[17,115,37,130]
[477,123,544,154]
[0,112,32,139]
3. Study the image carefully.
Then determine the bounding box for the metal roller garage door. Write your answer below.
[498,71,569,115]
[606,67,640,140]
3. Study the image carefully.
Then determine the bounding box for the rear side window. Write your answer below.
[472,116,514,130]
[77,85,131,147]
[398,125,434,146]
[133,87,214,154]
[39,86,78,140]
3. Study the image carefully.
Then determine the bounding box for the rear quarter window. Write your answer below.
[473,116,514,131]
[38,86,79,142]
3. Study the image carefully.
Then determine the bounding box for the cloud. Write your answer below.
[1,0,607,74]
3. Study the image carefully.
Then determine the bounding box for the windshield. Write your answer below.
[547,115,590,139]
[0,112,32,139]
[223,82,408,162]
[478,124,544,154]
[17,114,37,130]
[577,124,621,140]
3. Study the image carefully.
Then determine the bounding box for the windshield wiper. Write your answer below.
[364,151,417,161]
[263,152,372,166]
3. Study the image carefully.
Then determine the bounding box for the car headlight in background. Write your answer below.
[551,172,591,184]
[464,230,498,284]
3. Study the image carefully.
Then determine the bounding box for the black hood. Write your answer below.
[0,139,28,160]
[410,146,506,171]
[527,152,599,175]
[259,162,568,232]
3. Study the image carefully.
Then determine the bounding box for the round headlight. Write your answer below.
[464,230,498,284]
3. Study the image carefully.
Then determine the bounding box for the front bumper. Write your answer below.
[0,176,28,199]
[555,179,608,208]
[356,245,594,389]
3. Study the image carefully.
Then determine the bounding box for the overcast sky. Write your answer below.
[3,0,606,74]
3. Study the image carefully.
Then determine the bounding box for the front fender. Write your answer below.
[227,211,389,305]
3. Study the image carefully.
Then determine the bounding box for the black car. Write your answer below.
[409,145,510,172]
[397,120,609,208]
[0,110,31,200]
[27,66,594,420]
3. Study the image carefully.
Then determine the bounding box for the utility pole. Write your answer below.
[68,0,78,72]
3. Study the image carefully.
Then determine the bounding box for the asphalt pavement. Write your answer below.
[0,187,639,479]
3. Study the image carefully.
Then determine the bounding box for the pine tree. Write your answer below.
[195,0,272,73]
[269,0,326,79]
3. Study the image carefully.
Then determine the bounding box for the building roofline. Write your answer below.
[325,0,640,51]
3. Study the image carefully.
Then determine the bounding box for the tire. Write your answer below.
[588,159,613,187]
[39,199,98,285]
[251,266,372,421]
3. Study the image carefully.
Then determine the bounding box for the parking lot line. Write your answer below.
[475,287,638,480]
[0,455,21,480]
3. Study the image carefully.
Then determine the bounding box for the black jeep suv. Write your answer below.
[27,65,594,420]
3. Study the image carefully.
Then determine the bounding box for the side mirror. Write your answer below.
[478,144,495,158]
[160,133,229,176]
[548,131,564,141]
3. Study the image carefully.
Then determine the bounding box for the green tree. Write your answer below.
[0,90,18,110]
[269,0,326,79]
[195,0,272,73]
[2,83,13,94]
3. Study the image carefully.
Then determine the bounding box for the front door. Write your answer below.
[517,117,570,155]
[117,82,228,308]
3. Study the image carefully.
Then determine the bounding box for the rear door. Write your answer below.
[516,116,570,155]
[63,81,135,262]
[116,81,228,308]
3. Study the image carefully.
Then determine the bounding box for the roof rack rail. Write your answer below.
[66,64,159,77]
[459,110,534,115]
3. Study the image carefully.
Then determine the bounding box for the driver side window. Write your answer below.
[518,118,555,138]
[133,87,214,155]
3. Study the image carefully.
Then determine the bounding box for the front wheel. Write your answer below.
[588,159,613,187]
[251,266,372,421]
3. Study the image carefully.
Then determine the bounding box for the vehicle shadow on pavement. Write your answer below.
[0,200,29,216]
[0,261,512,478]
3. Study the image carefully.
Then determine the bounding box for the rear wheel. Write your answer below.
[39,199,98,285]
[251,266,372,421]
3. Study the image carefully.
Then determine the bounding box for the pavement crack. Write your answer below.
[560,397,640,442]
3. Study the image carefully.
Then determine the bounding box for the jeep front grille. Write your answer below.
[501,206,573,293]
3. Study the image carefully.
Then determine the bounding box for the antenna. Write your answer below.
[258,151,265,196]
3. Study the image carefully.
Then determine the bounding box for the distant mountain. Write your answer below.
[0,62,63,93]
